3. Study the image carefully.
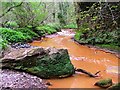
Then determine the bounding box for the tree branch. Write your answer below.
[0,2,23,18]
[75,68,100,77]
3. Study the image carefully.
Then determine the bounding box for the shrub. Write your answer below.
[15,28,39,39]
[0,28,27,43]
[57,13,66,26]
[0,36,7,50]
[26,25,33,29]
[74,30,82,41]
[74,23,91,43]
[46,23,61,31]
[5,21,19,29]
[74,27,120,47]
[41,25,57,34]
[35,25,57,36]
[34,26,46,36]
[63,23,78,29]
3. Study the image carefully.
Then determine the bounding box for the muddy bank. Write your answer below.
[0,69,47,89]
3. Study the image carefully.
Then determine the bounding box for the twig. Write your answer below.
[95,71,101,75]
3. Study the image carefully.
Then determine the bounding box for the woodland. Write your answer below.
[0,2,119,51]
[0,1,120,89]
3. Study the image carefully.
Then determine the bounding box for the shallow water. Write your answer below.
[30,29,119,88]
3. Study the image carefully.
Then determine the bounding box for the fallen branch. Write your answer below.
[95,71,101,75]
[75,68,101,77]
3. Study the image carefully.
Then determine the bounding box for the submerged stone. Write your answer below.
[1,47,75,78]
[94,78,112,88]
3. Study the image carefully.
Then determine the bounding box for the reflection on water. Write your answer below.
[30,29,119,88]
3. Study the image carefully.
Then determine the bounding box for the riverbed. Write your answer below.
[30,29,119,88]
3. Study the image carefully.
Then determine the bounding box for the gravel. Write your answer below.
[0,69,47,89]
[11,43,32,49]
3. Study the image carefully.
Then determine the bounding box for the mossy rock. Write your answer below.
[108,82,120,89]
[94,78,112,88]
[1,47,75,78]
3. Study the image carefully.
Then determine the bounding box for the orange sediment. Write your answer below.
[30,29,119,88]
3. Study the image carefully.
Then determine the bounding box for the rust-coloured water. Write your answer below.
[30,29,119,88]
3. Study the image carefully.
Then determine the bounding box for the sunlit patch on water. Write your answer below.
[70,56,87,61]
[57,29,75,36]
[70,56,110,65]
[46,34,58,38]
[106,66,120,75]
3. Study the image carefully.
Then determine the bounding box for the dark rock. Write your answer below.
[1,47,75,79]
[46,82,52,86]
[94,78,113,88]
[11,43,32,49]
[1,87,12,90]
[0,51,4,58]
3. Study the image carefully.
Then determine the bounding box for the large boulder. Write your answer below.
[1,47,75,78]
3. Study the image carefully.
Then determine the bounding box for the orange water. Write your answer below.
[30,29,119,88]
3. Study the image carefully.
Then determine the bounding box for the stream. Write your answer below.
[30,29,119,88]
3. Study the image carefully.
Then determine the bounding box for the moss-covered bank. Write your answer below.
[74,28,120,52]
[0,23,61,50]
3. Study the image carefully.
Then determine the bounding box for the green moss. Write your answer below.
[95,78,112,88]
[5,49,75,79]
[27,67,41,74]
[14,66,23,69]
[38,56,74,78]
[63,23,77,29]
[109,82,120,89]
[28,50,75,78]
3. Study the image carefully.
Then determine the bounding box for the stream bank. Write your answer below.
[73,38,120,58]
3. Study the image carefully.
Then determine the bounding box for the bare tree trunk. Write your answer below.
[74,2,81,29]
